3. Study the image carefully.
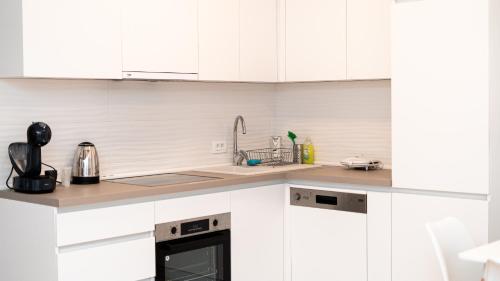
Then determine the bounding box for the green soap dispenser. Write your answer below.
[302,137,315,164]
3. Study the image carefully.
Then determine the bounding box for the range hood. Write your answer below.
[122,71,199,81]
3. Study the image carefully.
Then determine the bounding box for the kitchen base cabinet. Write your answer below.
[58,237,155,281]
[0,199,156,281]
[392,193,488,281]
[367,191,391,281]
[230,184,285,281]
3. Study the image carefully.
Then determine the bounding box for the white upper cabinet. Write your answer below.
[122,0,199,79]
[0,0,122,79]
[198,0,239,81]
[0,0,391,82]
[285,0,347,81]
[347,0,390,80]
[392,0,490,194]
[240,0,278,82]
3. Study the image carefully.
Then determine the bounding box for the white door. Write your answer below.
[367,192,391,281]
[58,237,155,281]
[22,0,122,79]
[392,193,488,281]
[391,0,490,193]
[347,0,390,80]
[231,185,284,281]
[290,195,367,281]
[240,0,278,82]
[198,0,239,81]
[122,0,199,75]
[286,0,346,81]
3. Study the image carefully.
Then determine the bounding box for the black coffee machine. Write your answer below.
[6,122,57,194]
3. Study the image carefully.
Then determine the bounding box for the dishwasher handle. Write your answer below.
[290,187,367,214]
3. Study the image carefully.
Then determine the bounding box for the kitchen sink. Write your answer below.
[195,164,318,176]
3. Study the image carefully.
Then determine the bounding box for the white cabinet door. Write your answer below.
[392,0,490,193]
[367,192,391,281]
[290,204,367,281]
[58,237,155,281]
[240,0,278,82]
[122,0,198,75]
[231,185,284,281]
[347,0,390,80]
[392,193,488,281]
[21,0,122,79]
[57,202,154,247]
[286,0,346,81]
[156,192,230,224]
[198,0,239,81]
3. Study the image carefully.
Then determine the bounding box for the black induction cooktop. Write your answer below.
[107,173,222,187]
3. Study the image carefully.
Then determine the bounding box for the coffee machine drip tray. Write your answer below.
[107,173,222,187]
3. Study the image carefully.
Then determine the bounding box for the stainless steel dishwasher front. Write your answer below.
[289,187,368,281]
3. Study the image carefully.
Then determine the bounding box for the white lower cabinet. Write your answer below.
[58,237,155,281]
[367,191,391,281]
[392,193,489,281]
[55,202,156,281]
[230,185,285,281]
[57,202,154,247]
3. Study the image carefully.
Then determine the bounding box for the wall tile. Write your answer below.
[274,80,392,166]
[0,79,390,190]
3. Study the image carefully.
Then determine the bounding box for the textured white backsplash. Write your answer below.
[274,80,391,167]
[0,80,275,188]
[0,79,390,190]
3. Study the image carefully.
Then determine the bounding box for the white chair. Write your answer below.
[483,261,500,281]
[426,217,483,281]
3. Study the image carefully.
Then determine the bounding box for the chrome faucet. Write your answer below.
[233,115,247,166]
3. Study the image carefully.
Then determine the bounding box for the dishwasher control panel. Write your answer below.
[290,187,367,214]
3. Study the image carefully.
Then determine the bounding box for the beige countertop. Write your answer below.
[0,166,391,208]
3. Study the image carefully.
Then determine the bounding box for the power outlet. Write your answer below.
[211,141,227,154]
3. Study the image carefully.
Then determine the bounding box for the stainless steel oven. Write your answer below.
[155,213,231,281]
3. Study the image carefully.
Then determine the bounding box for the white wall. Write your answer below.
[274,80,391,166]
[0,79,391,189]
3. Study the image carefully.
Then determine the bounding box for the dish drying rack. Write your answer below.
[246,148,294,166]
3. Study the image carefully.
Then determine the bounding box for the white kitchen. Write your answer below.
[0,0,499,281]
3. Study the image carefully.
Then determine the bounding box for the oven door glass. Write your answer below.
[156,230,230,281]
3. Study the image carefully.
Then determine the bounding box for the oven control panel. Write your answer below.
[155,213,231,242]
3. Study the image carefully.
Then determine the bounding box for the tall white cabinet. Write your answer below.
[392,0,491,194]
[391,1,500,280]
[392,193,488,281]
[0,0,122,79]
